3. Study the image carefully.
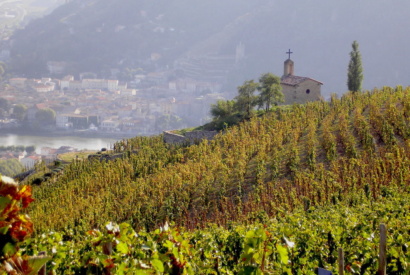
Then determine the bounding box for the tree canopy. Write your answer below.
[12,104,27,121]
[235,80,259,117]
[35,108,56,128]
[257,73,284,111]
[210,100,236,119]
[209,72,283,128]
[347,40,364,92]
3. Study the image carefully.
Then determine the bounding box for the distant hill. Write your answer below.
[9,0,261,77]
[9,0,410,95]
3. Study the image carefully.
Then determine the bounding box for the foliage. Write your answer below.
[0,98,9,112]
[35,108,56,128]
[235,80,259,117]
[19,190,410,274]
[12,104,27,121]
[210,99,236,120]
[211,73,283,128]
[24,146,36,155]
[0,146,26,153]
[0,175,49,275]
[0,159,24,177]
[347,40,364,92]
[257,73,284,111]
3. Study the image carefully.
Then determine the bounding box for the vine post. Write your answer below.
[338,247,344,275]
[378,223,387,275]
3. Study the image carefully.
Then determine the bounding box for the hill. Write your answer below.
[8,1,410,94]
[13,86,410,273]
[26,86,410,230]
[9,0,260,77]
[0,86,401,273]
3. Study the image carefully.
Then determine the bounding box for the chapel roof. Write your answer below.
[281,75,323,87]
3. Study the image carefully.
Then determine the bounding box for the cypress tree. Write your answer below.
[347,41,364,92]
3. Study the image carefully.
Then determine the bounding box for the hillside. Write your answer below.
[0,86,399,273]
[8,1,410,94]
[12,86,410,273]
[25,86,410,230]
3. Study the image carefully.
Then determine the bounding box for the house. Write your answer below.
[56,113,95,129]
[100,119,120,131]
[82,79,119,91]
[61,75,74,90]
[34,84,55,93]
[280,50,323,105]
[20,155,42,169]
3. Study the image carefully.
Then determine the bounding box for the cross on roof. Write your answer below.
[286,49,293,59]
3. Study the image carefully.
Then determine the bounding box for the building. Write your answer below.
[280,50,323,104]
[20,155,42,169]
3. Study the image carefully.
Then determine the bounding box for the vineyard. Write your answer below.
[2,86,410,273]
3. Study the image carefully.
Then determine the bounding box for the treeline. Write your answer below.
[27,86,410,234]
[208,73,283,130]
[0,145,36,153]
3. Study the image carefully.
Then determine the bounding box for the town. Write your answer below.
[0,71,226,137]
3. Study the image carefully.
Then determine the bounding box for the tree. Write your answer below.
[0,98,9,112]
[347,40,364,92]
[25,146,36,155]
[12,104,27,121]
[235,80,259,117]
[257,73,284,111]
[35,108,56,128]
[210,100,236,120]
[0,62,6,81]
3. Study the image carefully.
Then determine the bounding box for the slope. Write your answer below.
[27,86,410,234]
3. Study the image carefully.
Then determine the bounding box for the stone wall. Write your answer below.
[163,131,186,144]
[163,130,218,145]
[282,80,322,105]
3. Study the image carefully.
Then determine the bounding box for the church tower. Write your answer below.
[283,49,294,77]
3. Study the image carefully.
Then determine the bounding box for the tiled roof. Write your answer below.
[281,75,323,86]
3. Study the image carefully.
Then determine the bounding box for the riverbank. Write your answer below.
[0,128,148,140]
[0,134,119,153]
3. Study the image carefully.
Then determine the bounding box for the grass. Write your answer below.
[57,150,98,163]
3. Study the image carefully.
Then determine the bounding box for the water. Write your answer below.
[0,134,118,153]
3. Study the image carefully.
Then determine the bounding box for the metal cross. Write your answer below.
[286,49,293,59]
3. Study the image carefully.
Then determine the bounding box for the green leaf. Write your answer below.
[276,244,289,265]
[27,255,52,275]
[0,225,10,235]
[117,242,129,254]
[151,259,164,272]
[0,196,11,212]
[2,243,18,259]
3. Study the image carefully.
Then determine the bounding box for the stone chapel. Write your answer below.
[280,50,323,104]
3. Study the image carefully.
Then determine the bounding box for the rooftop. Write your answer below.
[281,75,323,86]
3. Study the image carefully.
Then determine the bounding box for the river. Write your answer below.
[0,134,118,153]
